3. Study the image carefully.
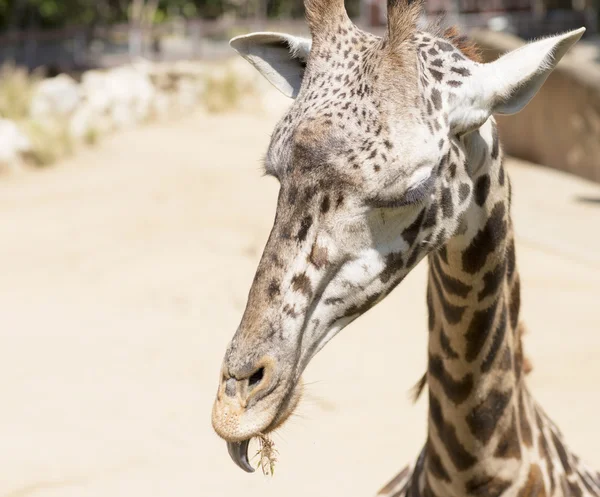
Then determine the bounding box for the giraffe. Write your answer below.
[211,1,600,495]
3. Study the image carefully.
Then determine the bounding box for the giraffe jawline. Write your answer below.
[227,439,255,473]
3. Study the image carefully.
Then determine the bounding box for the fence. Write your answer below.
[0,9,596,74]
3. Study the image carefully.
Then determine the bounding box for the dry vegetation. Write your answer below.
[255,434,278,476]
[0,60,261,169]
[0,63,73,167]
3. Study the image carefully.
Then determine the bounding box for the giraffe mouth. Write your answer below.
[220,379,304,474]
[227,439,254,473]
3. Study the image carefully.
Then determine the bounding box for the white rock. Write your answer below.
[0,119,31,168]
[30,74,81,119]
[80,70,113,115]
[103,66,156,127]
[69,103,104,141]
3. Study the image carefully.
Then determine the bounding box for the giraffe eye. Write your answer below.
[402,173,436,205]
[366,171,435,209]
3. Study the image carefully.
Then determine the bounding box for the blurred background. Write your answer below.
[0,0,597,71]
[0,1,599,497]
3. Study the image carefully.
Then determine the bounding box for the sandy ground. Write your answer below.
[0,99,599,497]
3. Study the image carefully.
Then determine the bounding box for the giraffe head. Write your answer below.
[211,0,584,472]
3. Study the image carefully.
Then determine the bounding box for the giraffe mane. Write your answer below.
[417,11,483,63]
[441,25,483,63]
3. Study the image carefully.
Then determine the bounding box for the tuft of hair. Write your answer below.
[422,15,483,63]
[518,322,534,375]
[443,26,483,62]
[304,0,347,37]
[386,0,424,49]
[409,372,428,403]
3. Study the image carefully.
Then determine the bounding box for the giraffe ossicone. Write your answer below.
[211,1,599,495]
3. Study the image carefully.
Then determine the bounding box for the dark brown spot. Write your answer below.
[320,195,331,214]
[283,303,298,318]
[429,393,476,470]
[431,88,442,110]
[431,270,467,325]
[475,174,491,207]
[380,252,404,284]
[429,355,473,404]
[267,280,280,299]
[466,474,512,497]
[449,163,457,178]
[506,237,516,280]
[427,282,435,331]
[478,261,506,301]
[344,293,380,317]
[430,69,443,81]
[459,183,471,203]
[481,304,508,373]
[451,66,471,77]
[403,209,426,246]
[466,388,512,444]
[494,411,522,459]
[499,161,506,186]
[433,256,471,299]
[462,202,507,274]
[297,216,313,242]
[465,298,500,362]
[427,443,451,482]
[423,203,439,229]
[291,272,312,298]
[309,244,328,269]
[440,328,459,359]
[441,188,454,218]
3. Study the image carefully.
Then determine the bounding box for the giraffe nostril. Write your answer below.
[248,367,265,389]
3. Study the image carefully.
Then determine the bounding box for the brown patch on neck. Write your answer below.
[518,464,547,497]
[309,243,329,269]
[443,26,483,63]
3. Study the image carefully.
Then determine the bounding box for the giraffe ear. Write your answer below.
[449,28,585,134]
[230,32,312,99]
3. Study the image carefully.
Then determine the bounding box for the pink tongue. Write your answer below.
[227,439,255,473]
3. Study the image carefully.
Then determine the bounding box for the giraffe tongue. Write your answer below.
[227,439,255,473]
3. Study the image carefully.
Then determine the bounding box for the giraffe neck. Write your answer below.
[423,124,532,496]
[403,120,600,497]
